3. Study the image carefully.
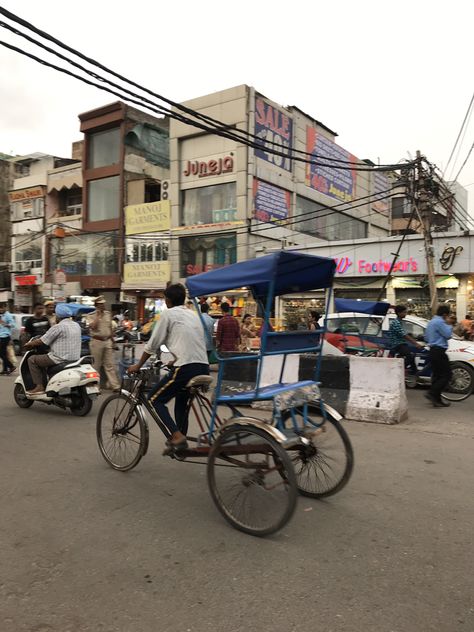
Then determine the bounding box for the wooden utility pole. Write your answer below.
[414,151,438,315]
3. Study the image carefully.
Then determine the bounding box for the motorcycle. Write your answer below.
[13,344,100,416]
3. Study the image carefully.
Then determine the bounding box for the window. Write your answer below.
[391,197,411,219]
[182,183,236,226]
[14,162,30,177]
[144,181,161,203]
[11,197,44,220]
[15,239,42,269]
[88,176,120,222]
[401,320,425,339]
[180,233,236,277]
[126,239,169,263]
[88,127,120,168]
[50,233,119,275]
[295,196,367,241]
[58,188,82,217]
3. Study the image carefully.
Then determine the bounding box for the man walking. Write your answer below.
[44,300,57,327]
[216,302,240,352]
[0,303,15,375]
[200,303,215,361]
[24,303,50,340]
[424,305,455,407]
[86,296,120,391]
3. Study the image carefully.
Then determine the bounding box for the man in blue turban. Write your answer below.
[24,303,82,396]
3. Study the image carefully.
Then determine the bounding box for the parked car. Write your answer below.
[11,313,33,355]
[320,311,474,393]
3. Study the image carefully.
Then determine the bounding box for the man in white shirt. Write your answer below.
[128,284,209,452]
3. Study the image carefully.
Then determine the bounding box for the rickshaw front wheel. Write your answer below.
[207,424,297,537]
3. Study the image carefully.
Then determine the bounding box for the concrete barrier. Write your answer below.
[345,356,408,424]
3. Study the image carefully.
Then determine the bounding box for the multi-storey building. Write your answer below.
[46,102,170,316]
[9,152,77,310]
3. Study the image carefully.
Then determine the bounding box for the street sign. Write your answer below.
[54,269,67,285]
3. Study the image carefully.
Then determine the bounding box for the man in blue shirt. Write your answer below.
[388,305,423,374]
[200,302,215,361]
[0,303,15,375]
[424,305,455,407]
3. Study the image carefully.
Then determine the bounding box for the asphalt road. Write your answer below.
[0,376,473,632]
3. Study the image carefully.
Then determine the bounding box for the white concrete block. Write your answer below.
[345,356,408,424]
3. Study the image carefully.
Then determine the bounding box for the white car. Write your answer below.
[321,311,474,394]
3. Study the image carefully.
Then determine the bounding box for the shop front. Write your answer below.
[280,232,474,321]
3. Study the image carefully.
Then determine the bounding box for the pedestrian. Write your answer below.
[24,303,50,340]
[424,305,455,407]
[241,313,257,351]
[388,304,423,375]
[200,302,216,361]
[216,302,241,352]
[308,310,322,331]
[44,300,57,327]
[459,314,474,340]
[86,296,120,391]
[0,303,15,375]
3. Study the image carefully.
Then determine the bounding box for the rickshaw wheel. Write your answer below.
[282,405,354,499]
[207,424,297,537]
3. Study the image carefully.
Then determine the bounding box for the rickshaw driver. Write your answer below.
[127,283,209,453]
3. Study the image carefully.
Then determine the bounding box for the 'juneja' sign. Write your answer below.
[183,156,234,178]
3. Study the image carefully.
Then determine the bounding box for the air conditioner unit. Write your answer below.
[14,262,28,272]
[161,180,171,201]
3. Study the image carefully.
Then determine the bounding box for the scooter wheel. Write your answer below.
[14,383,34,408]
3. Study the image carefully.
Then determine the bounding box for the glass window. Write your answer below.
[15,238,42,268]
[11,197,44,220]
[50,233,119,275]
[401,320,425,338]
[126,240,169,263]
[182,183,236,226]
[180,233,236,277]
[391,197,410,219]
[88,176,120,222]
[88,127,120,168]
[295,196,367,240]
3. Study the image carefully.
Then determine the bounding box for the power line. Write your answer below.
[0,9,415,171]
[452,141,474,184]
[443,91,474,178]
[0,17,414,173]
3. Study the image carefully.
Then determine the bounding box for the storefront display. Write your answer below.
[282,295,325,330]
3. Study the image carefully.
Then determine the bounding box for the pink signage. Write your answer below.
[333,257,418,275]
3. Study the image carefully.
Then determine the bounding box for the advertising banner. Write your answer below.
[254,96,293,172]
[305,127,357,202]
[253,179,290,224]
[125,200,171,235]
[372,172,390,215]
[123,261,170,288]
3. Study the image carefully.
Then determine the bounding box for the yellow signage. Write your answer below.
[125,200,171,235]
[123,261,170,288]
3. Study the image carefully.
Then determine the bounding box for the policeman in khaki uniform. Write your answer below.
[86,296,120,391]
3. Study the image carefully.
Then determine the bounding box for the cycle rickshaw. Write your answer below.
[96,251,354,536]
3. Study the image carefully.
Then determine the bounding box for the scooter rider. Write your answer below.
[24,304,82,396]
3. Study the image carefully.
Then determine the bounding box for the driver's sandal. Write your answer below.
[162,438,188,456]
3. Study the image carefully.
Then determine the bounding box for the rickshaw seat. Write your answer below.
[186,375,213,389]
[216,380,317,404]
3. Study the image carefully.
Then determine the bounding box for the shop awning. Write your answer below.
[436,275,459,289]
[392,277,423,289]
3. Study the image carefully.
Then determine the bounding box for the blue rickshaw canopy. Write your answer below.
[334,298,391,316]
[186,251,336,299]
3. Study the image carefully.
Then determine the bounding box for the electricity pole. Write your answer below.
[414,151,438,315]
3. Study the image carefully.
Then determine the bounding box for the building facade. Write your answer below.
[273,231,474,323]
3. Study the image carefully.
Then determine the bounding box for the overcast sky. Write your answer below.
[1,0,473,214]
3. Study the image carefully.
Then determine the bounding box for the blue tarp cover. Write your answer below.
[56,302,95,316]
[334,298,391,316]
[186,251,336,299]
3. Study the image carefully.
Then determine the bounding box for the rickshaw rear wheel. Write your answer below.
[282,405,354,499]
[207,424,297,537]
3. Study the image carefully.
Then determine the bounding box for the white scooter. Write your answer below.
[14,346,100,416]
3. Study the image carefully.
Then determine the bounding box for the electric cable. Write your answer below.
[0,8,416,171]
[443,91,474,178]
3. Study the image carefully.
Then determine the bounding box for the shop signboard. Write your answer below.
[305,127,357,202]
[254,96,293,172]
[253,179,290,224]
[372,172,390,215]
[125,200,171,236]
[15,275,37,286]
[8,186,45,202]
[123,261,170,289]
